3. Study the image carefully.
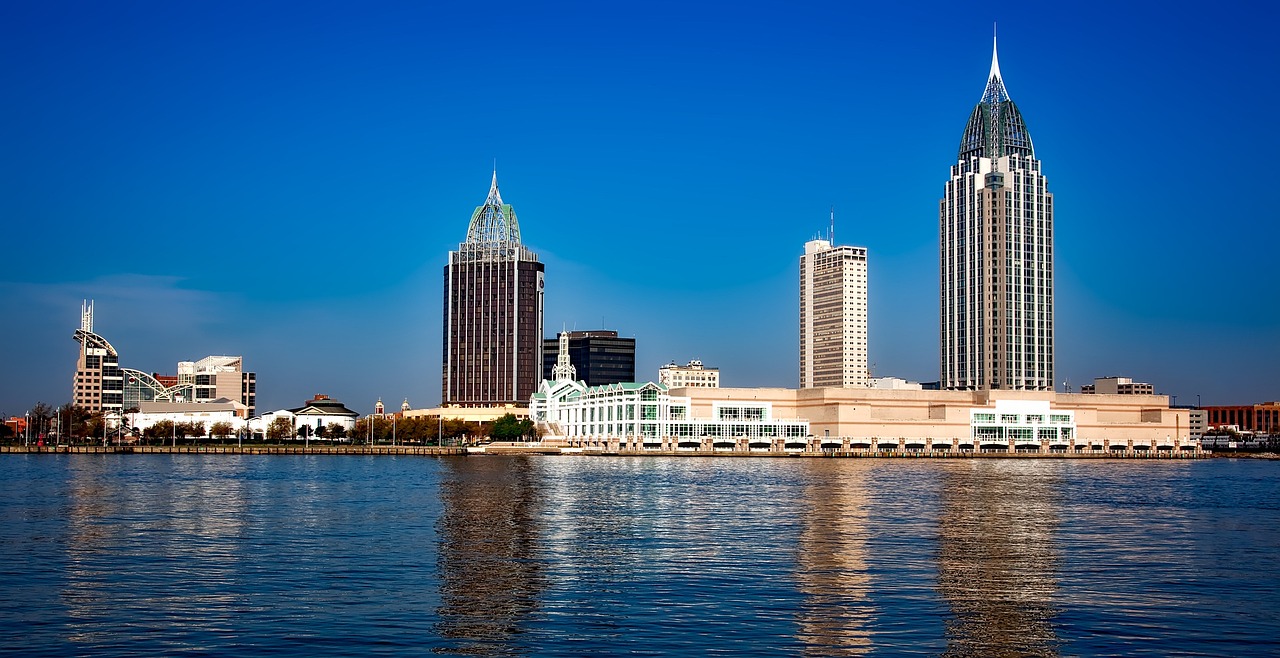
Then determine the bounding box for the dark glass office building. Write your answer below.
[443,172,545,407]
[542,330,635,387]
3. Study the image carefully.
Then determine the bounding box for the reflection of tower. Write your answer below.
[937,461,1061,656]
[794,460,874,654]
[443,171,545,407]
[434,457,543,654]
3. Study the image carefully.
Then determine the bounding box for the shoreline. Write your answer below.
[0,444,1226,459]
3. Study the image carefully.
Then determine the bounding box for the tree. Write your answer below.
[28,402,54,440]
[62,405,94,440]
[323,423,347,440]
[488,413,534,441]
[298,424,312,439]
[210,422,234,441]
[266,417,294,441]
[144,420,176,442]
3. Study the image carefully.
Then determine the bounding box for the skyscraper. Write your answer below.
[800,230,868,389]
[542,330,636,387]
[72,300,123,414]
[443,172,545,407]
[940,36,1053,391]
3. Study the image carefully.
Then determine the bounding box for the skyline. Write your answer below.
[3,1,1278,414]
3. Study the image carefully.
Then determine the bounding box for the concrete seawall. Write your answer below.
[0,445,467,456]
[1,444,1209,458]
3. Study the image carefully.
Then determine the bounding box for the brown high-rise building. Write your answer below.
[442,172,544,407]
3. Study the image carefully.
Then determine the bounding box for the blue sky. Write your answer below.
[2,1,1277,415]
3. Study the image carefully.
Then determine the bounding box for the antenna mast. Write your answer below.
[830,206,835,246]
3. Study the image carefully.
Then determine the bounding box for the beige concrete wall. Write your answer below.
[674,386,1193,442]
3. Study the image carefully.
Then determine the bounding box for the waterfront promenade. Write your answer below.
[0,445,467,456]
[0,443,1208,458]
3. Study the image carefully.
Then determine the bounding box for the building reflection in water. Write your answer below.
[435,456,544,655]
[794,460,874,655]
[61,457,255,645]
[937,460,1062,657]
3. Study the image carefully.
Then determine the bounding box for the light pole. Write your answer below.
[392,415,397,447]
[24,411,29,447]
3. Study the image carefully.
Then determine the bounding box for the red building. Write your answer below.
[1204,402,1280,433]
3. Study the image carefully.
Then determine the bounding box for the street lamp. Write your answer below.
[24,411,29,447]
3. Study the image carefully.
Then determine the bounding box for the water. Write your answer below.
[1,455,1277,656]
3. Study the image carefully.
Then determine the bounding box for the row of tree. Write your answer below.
[3,402,541,445]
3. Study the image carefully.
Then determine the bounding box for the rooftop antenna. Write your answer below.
[830,205,835,246]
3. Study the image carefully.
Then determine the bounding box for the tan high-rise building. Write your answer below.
[800,238,868,388]
[72,300,123,414]
[940,36,1053,391]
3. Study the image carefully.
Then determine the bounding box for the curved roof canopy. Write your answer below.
[73,328,117,357]
[957,36,1035,161]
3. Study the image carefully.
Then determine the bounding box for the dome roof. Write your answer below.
[957,36,1035,161]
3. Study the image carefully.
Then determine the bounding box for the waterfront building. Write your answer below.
[72,300,123,414]
[658,359,720,388]
[72,301,256,415]
[1081,376,1154,395]
[178,356,256,415]
[532,352,807,445]
[940,36,1054,391]
[542,330,635,386]
[671,387,1193,453]
[250,394,360,438]
[800,235,869,389]
[443,171,545,407]
[122,356,256,415]
[130,400,249,435]
[1203,401,1280,433]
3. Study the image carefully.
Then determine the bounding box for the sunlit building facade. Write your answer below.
[941,37,1054,391]
[72,300,123,414]
[800,237,868,388]
[443,172,545,407]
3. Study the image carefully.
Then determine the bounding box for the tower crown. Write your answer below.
[957,35,1034,161]
[457,169,537,263]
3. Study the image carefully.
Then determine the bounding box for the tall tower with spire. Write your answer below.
[443,171,545,407]
[940,34,1053,391]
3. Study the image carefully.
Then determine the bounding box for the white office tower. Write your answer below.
[800,236,868,388]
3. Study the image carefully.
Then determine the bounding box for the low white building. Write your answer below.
[130,399,248,435]
[531,379,808,445]
[868,377,923,391]
[970,399,1076,451]
[249,394,359,437]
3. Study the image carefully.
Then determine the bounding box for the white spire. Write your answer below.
[989,25,1002,82]
[979,27,1011,105]
[552,331,577,381]
[486,167,504,206]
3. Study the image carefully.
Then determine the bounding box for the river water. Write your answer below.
[1,455,1276,656]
